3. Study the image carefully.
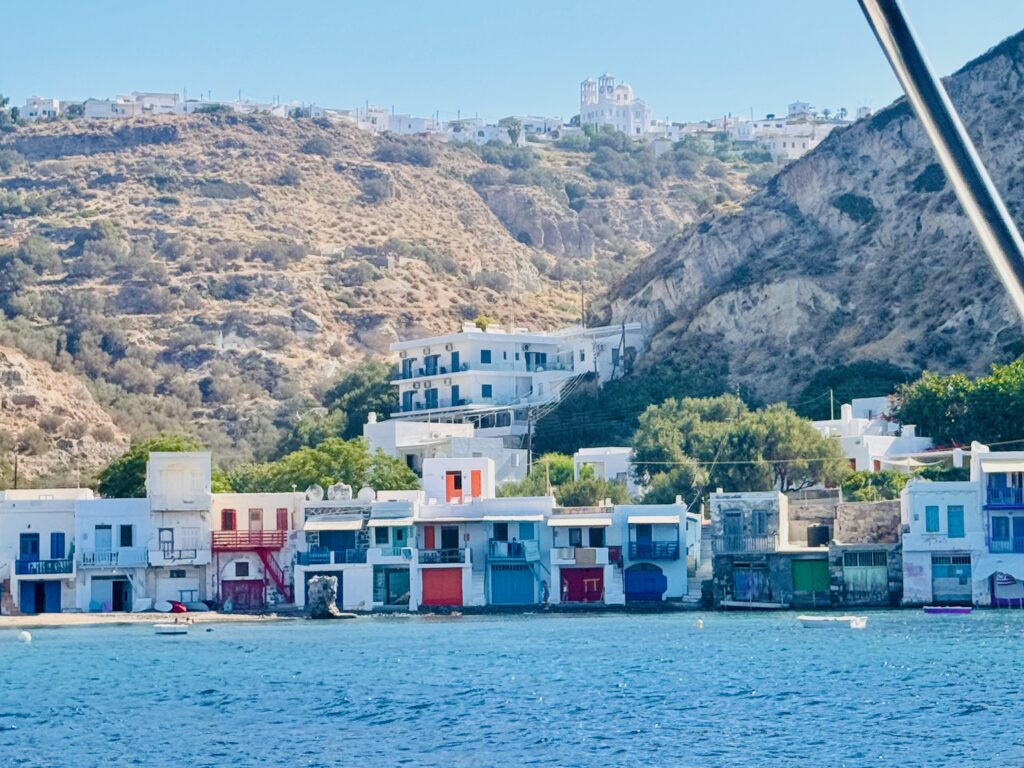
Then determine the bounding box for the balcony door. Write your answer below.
[249,509,263,532]
[635,524,652,544]
[20,533,40,561]
[1015,517,1024,552]
[95,525,113,553]
[441,526,460,550]
[724,512,742,538]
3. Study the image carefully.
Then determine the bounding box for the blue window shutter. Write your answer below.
[50,532,65,559]
[947,506,965,538]
[925,506,940,533]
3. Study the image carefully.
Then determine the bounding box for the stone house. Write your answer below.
[828,500,902,607]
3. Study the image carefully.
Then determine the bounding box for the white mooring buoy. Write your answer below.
[696,619,704,630]
[17,630,32,644]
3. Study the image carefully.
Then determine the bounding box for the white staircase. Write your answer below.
[470,572,486,607]
[683,535,713,604]
[606,565,626,605]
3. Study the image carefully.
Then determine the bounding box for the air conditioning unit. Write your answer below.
[523,344,530,351]
[412,382,421,390]
[444,343,454,351]
[423,347,431,355]
[398,351,407,359]
[424,382,433,389]
[443,378,452,385]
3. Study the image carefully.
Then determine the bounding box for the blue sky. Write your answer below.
[3,1,1024,122]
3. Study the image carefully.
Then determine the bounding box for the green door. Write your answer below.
[792,559,830,603]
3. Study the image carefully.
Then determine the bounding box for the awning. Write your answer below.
[981,460,1024,474]
[547,517,612,527]
[628,515,680,525]
[883,457,938,468]
[972,554,1024,583]
[417,517,477,524]
[304,516,363,532]
[482,514,545,522]
[368,517,414,527]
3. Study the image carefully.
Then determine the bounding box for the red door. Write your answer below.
[424,526,436,550]
[276,508,289,531]
[421,568,463,606]
[561,568,604,603]
[222,579,265,610]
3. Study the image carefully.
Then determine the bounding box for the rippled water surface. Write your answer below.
[3,611,1024,767]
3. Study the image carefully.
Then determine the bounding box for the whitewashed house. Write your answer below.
[579,73,652,136]
[573,446,639,496]
[83,97,140,119]
[0,488,88,614]
[390,322,642,442]
[619,503,692,602]
[74,498,150,612]
[130,91,180,114]
[22,97,61,121]
[813,397,933,472]
[209,491,302,610]
[146,452,212,605]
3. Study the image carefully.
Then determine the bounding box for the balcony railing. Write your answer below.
[212,530,286,551]
[418,548,466,564]
[16,558,74,576]
[629,541,681,561]
[989,537,1024,554]
[711,533,778,555]
[396,360,575,381]
[488,539,540,562]
[156,548,199,561]
[296,547,367,566]
[988,486,1024,506]
[80,548,149,568]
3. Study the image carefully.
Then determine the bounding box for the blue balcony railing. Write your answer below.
[488,539,540,562]
[16,558,73,576]
[629,541,681,561]
[419,548,466,564]
[989,537,1024,554]
[296,548,367,566]
[988,486,1024,506]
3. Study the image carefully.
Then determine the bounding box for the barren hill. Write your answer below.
[0,112,753,476]
[606,31,1024,402]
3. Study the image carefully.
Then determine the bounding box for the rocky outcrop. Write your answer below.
[607,30,1024,402]
[306,575,341,618]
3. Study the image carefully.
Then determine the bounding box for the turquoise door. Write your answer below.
[947,506,965,538]
[491,565,534,604]
[932,555,972,604]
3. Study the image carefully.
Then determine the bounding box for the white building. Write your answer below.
[573,446,640,497]
[0,488,89,614]
[209,491,303,611]
[445,117,522,146]
[813,397,933,472]
[579,73,651,137]
[22,97,61,121]
[130,91,180,114]
[357,105,441,136]
[74,498,151,612]
[362,414,527,484]
[83,97,141,119]
[390,322,642,442]
[903,444,1024,607]
[146,452,212,605]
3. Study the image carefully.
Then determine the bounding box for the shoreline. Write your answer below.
[0,611,294,630]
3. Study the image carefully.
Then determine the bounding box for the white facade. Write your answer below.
[445,118,521,146]
[390,322,642,441]
[573,446,639,497]
[813,398,933,472]
[579,73,651,136]
[22,97,61,121]
[357,105,441,136]
[74,498,151,612]
[130,91,180,114]
[83,97,141,119]
[362,415,527,484]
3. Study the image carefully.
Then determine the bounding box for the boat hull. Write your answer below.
[923,606,973,615]
[798,615,868,629]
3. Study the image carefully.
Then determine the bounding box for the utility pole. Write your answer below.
[579,281,585,327]
[830,388,835,420]
[545,459,551,496]
[12,453,18,490]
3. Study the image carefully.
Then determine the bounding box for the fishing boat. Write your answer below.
[923,605,973,615]
[154,623,189,636]
[720,600,788,611]
[798,615,868,629]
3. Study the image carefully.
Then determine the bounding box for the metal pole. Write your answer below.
[858,0,1024,320]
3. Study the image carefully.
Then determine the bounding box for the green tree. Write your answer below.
[794,361,914,420]
[228,438,417,493]
[535,452,574,485]
[556,477,629,506]
[276,409,348,455]
[500,117,523,146]
[840,470,910,501]
[320,359,397,440]
[96,434,205,498]
[497,470,550,498]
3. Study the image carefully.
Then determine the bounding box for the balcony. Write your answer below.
[296,547,368,566]
[711,533,778,555]
[629,541,681,561]
[80,547,149,568]
[551,546,610,566]
[989,537,1024,554]
[988,486,1024,506]
[488,539,540,562]
[212,530,286,551]
[418,548,468,565]
[16,558,74,576]
[149,547,212,566]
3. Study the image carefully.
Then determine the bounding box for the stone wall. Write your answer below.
[834,501,901,544]
[828,543,903,607]
[787,499,837,547]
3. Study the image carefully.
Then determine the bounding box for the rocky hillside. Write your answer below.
[606,31,1024,402]
[0,111,755,477]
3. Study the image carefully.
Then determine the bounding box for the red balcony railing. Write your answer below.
[212,530,286,551]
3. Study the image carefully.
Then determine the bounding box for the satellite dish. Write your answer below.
[305,484,324,502]
[327,482,353,501]
[357,486,376,502]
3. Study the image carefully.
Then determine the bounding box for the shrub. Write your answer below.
[275,167,302,187]
[197,179,254,199]
[91,424,117,442]
[0,190,53,217]
[470,270,508,292]
[17,427,49,455]
[469,166,507,187]
[703,159,727,178]
[300,136,333,157]
[360,174,393,203]
[555,133,590,152]
[0,148,24,174]
[912,163,945,193]
[38,414,65,433]
[833,192,877,224]
[479,141,536,170]
[250,241,307,268]
[373,137,437,167]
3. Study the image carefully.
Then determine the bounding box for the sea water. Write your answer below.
[2,611,1023,767]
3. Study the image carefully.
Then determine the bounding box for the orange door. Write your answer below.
[421,568,463,606]
[445,471,462,502]
[470,470,482,499]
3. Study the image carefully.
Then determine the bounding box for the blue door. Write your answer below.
[44,581,61,613]
[625,564,667,601]
[1013,517,1024,553]
[20,533,39,560]
[20,581,37,614]
[450,351,460,371]
[491,565,534,604]
[451,385,460,405]
[50,532,65,560]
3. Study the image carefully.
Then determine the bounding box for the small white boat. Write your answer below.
[154,623,188,636]
[798,615,868,629]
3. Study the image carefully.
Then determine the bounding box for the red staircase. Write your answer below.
[257,549,293,603]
